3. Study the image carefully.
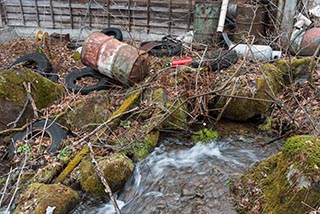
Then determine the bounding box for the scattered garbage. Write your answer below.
[9,119,67,156]
[168,57,193,68]
[100,27,123,41]
[81,32,149,86]
[192,49,238,71]
[140,38,183,57]
[223,33,281,62]
[65,67,117,95]
[35,30,49,42]
[176,31,194,44]
[10,52,58,82]
[49,33,70,43]
[291,27,320,56]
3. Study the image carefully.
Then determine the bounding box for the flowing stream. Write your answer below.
[79,131,282,214]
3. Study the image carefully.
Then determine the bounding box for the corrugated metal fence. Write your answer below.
[1,0,197,36]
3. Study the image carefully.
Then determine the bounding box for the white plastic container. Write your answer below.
[222,33,281,62]
[230,44,282,62]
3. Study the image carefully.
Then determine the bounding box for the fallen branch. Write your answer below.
[5,153,28,213]
[88,142,121,214]
[54,90,142,183]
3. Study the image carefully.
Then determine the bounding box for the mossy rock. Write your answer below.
[142,88,188,130]
[277,57,315,84]
[60,90,112,132]
[129,130,160,162]
[213,64,282,121]
[0,68,64,131]
[282,135,320,175]
[79,152,134,197]
[14,183,80,214]
[31,162,64,184]
[234,135,320,213]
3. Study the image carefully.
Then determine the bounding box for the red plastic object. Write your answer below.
[169,57,193,67]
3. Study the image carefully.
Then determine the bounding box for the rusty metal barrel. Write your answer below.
[81,32,149,86]
[234,4,267,43]
[300,28,320,56]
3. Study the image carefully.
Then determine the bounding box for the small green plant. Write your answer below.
[120,120,131,129]
[192,128,218,143]
[226,178,233,188]
[57,146,72,160]
[17,143,32,153]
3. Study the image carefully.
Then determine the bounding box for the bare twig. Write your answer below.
[5,153,28,213]
[88,142,121,214]
[23,82,39,119]
[215,77,239,126]
[0,167,13,207]
[6,96,29,128]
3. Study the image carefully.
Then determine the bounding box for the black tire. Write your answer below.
[9,119,67,155]
[66,43,82,50]
[140,40,183,57]
[11,53,58,82]
[192,49,238,71]
[101,28,123,41]
[65,67,114,95]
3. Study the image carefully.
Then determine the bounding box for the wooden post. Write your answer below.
[0,1,3,28]
[187,0,192,31]
[68,0,73,29]
[88,1,92,28]
[18,0,25,26]
[168,0,172,35]
[35,0,40,27]
[128,0,132,32]
[107,0,110,27]
[49,0,55,28]
[147,0,150,33]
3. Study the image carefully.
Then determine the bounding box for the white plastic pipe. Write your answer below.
[217,0,229,32]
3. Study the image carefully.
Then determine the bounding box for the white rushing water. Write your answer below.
[87,136,280,214]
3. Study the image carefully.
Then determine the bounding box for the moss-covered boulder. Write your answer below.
[79,152,134,197]
[129,130,160,162]
[0,68,64,131]
[234,135,320,213]
[59,90,112,132]
[277,57,315,84]
[14,183,80,214]
[213,63,282,121]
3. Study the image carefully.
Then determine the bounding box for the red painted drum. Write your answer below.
[81,32,149,86]
[300,28,320,56]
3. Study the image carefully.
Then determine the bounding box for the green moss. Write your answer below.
[163,97,188,130]
[31,163,63,184]
[14,183,79,214]
[235,136,320,213]
[61,91,111,132]
[282,135,320,174]
[130,130,160,162]
[258,116,276,133]
[277,57,315,84]
[214,64,282,121]
[192,128,218,143]
[79,153,134,196]
[0,68,63,109]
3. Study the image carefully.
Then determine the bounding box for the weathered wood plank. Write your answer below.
[4,0,195,36]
